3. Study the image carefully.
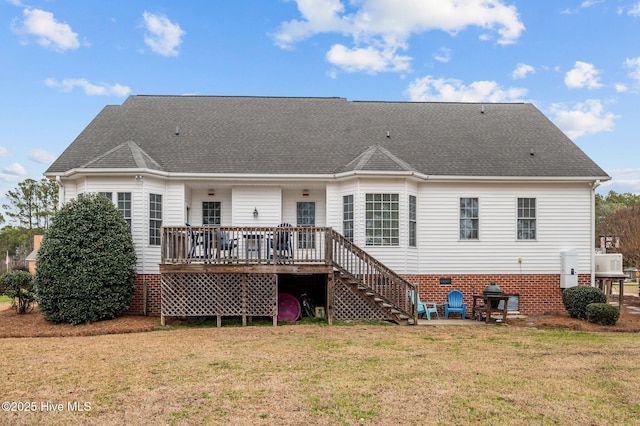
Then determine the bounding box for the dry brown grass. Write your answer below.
[1,319,639,425]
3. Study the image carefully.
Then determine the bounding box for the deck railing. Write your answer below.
[161,226,330,265]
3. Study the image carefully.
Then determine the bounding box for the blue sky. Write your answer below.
[1,0,639,211]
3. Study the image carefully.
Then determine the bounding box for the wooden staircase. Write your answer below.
[329,230,416,325]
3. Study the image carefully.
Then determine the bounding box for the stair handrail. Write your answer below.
[328,229,417,321]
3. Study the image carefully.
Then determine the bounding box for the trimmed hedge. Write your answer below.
[562,286,607,319]
[585,303,619,326]
[35,194,137,324]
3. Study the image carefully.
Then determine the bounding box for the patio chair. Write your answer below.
[186,223,204,259]
[216,231,237,259]
[270,223,293,261]
[412,290,439,320]
[444,290,467,319]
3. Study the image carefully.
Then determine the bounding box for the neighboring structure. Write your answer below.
[26,235,43,276]
[45,96,610,320]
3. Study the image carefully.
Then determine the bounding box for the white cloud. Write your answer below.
[142,12,185,57]
[326,43,411,73]
[14,8,80,52]
[550,99,618,139]
[581,0,604,7]
[406,76,527,102]
[624,57,640,86]
[565,61,603,89]
[599,168,640,194]
[274,0,524,73]
[433,47,451,63]
[625,2,640,16]
[615,83,628,93]
[28,149,57,164]
[512,63,535,79]
[45,78,131,97]
[3,163,26,176]
[0,147,10,157]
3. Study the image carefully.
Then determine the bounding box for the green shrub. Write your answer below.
[35,193,137,324]
[585,303,619,326]
[0,270,36,314]
[562,285,607,319]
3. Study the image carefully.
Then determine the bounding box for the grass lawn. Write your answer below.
[1,324,639,425]
[0,295,10,303]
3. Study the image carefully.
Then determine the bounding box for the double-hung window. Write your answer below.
[202,201,221,225]
[459,197,479,240]
[517,198,536,240]
[98,192,113,201]
[365,193,399,246]
[343,195,354,242]
[117,193,132,228]
[149,194,162,246]
[409,195,417,247]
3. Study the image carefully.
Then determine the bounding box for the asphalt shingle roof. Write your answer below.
[46,95,609,179]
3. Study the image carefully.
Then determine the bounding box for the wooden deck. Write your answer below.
[160,226,417,326]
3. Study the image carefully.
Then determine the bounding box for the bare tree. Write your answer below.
[597,205,640,268]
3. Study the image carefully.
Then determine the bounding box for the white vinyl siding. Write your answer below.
[418,182,593,275]
[232,186,282,226]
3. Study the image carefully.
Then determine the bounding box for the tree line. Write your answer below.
[0,178,59,265]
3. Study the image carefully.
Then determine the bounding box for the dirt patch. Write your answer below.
[1,295,639,337]
[0,303,160,338]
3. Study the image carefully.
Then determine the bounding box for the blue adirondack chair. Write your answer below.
[412,290,439,320]
[444,290,467,319]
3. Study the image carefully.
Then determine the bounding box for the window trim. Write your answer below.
[365,193,399,246]
[117,192,132,228]
[202,201,221,226]
[459,197,479,241]
[409,195,416,247]
[517,197,536,240]
[149,193,162,246]
[343,194,354,242]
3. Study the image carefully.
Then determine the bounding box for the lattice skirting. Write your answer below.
[161,272,277,317]
[333,278,388,321]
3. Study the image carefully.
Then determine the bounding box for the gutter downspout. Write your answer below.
[590,179,601,287]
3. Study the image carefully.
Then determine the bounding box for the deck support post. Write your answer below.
[327,272,334,325]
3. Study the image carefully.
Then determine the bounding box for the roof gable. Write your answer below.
[82,141,164,170]
[341,145,415,173]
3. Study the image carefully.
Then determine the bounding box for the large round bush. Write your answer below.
[562,285,607,319]
[36,194,137,324]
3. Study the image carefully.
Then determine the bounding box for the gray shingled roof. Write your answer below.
[46,95,609,179]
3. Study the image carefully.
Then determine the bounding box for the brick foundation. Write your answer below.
[135,272,589,318]
[403,273,590,316]
[125,274,162,316]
